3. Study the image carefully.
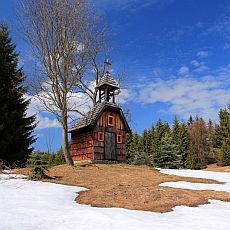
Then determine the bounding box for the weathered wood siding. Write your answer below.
[70,131,93,161]
[93,109,126,161]
[70,108,127,162]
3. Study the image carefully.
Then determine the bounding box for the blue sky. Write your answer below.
[1,0,230,152]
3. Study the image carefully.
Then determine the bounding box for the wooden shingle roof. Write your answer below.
[96,72,119,89]
[68,101,130,132]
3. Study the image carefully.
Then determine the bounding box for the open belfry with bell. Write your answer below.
[69,60,130,163]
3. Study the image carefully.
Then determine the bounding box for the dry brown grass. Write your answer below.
[14,163,230,213]
[204,164,230,172]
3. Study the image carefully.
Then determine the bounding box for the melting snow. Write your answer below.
[0,169,230,230]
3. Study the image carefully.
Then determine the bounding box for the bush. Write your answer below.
[27,153,49,179]
[131,152,153,166]
[53,148,65,165]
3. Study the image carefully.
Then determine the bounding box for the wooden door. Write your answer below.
[105,132,116,160]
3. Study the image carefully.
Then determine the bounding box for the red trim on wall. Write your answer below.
[98,132,104,141]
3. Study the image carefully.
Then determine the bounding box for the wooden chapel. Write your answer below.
[69,61,130,163]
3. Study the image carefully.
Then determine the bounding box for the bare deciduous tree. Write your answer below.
[19,0,107,165]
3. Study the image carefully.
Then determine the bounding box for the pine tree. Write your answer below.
[0,24,36,165]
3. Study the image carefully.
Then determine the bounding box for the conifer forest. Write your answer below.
[126,107,230,169]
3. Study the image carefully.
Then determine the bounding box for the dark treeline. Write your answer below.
[126,106,230,169]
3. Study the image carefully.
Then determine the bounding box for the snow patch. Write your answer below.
[1,170,230,229]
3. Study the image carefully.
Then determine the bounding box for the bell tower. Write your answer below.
[96,59,119,104]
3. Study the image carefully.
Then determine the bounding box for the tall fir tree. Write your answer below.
[0,24,36,165]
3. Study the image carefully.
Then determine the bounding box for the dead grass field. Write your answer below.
[16,163,230,212]
[205,164,230,172]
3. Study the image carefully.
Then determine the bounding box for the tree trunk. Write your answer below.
[61,114,74,166]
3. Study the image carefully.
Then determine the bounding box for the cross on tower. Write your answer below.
[96,60,119,104]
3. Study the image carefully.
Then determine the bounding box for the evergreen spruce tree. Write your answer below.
[156,133,181,169]
[220,137,230,166]
[142,129,153,155]
[125,133,135,163]
[146,129,153,156]
[172,116,180,148]
[126,132,140,164]
[132,132,140,154]
[54,148,66,165]
[211,106,230,165]
[0,24,36,165]
[142,129,149,154]
[153,119,170,164]
[185,147,198,169]
[188,115,193,125]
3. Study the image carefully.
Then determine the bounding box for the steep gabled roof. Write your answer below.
[68,102,130,133]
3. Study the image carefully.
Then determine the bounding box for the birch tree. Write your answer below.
[19,0,107,165]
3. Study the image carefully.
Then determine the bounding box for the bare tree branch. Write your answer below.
[18,0,107,165]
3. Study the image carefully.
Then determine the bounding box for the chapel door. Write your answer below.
[105,132,116,160]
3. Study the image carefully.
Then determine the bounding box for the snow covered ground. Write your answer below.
[0,169,230,230]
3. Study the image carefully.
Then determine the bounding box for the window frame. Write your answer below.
[117,134,122,144]
[108,115,115,126]
[98,132,104,142]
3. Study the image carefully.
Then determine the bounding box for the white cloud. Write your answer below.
[117,88,136,104]
[36,115,61,129]
[135,64,230,121]
[197,51,209,58]
[25,94,61,129]
[178,66,189,75]
[25,86,93,130]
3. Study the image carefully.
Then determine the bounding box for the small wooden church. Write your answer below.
[69,61,130,163]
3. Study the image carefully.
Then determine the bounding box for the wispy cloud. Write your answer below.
[123,63,230,121]
[197,51,209,58]
[178,66,189,75]
[224,43,230,49]
[94,0,174,12]
[191,60,209,73]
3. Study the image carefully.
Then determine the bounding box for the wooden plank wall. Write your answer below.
[70,131,93,161]
[93,109,126,161]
